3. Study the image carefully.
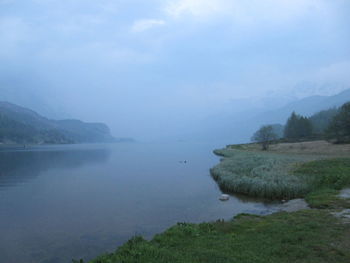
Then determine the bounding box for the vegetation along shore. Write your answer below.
[211,141,350,200]
[78,140,350,263]
[79,102,350,263]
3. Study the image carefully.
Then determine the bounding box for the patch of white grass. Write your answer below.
[211,149,316,199]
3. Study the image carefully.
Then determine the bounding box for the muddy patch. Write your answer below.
[279,199,309,212]
[332,209,350,223]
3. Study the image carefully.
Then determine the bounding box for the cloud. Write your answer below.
[55,14,106,34]
[0,16,31,57]
[164,0,329,24]
[165,0,225,18]
[40,41,154,65]
[0,0,15,4]
[131,19,165,32]
[0,0,349,139]
[313,61,350,85]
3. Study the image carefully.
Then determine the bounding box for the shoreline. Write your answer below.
[0,143,33,151]
[84,140,350,263]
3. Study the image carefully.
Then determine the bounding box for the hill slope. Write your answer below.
[0,101,115,144]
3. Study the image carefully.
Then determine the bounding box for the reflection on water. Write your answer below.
[0,147,111,189]
[0,142,280,263]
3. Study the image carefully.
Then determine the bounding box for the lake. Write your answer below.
[0,142,279,263]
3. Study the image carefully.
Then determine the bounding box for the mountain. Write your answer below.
[252,88,350,124]
[183,88,350,144]
[237,88,350,141]
[0,101,115,144]
[0,86,69,120]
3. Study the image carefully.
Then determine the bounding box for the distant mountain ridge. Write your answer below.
[185,88,350,144]
[0,101,116,144]
[253,88,350,124]
[234,88,350,142]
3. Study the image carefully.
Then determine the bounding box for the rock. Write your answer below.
[332,209,350,223]
[339,188,350,199]
[219,194,230,201]
[280,199,309,212]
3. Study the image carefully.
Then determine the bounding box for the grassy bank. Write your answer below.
[87,210,349,263]
[210,141,350,199]
[83,141,350,263]
[210,150,313,199]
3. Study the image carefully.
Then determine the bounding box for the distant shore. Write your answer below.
[0,139,135,151]
[0,143,33,150]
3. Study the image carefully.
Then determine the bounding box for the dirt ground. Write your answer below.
[269,140,350,156]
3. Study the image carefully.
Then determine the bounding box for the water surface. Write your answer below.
[0,142,279,263]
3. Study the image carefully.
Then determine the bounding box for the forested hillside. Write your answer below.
[0,101,115,144]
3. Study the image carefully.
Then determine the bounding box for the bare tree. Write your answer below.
[251,125,278,150]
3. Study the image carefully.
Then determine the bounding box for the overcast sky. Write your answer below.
[1,0,350,139]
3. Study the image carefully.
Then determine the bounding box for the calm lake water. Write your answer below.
[0,142,280,263]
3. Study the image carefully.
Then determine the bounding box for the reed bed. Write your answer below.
[211,148,317,199]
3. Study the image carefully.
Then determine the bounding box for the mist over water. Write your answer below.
[1,1,350,262]
[0,142,279,263]
[1,1,350,142]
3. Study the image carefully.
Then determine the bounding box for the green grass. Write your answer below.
[294,158,350,190]
[293,158,350,208]
[305,188,350,209]
[86,210,349,263]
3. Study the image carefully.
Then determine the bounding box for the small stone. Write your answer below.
[219,194,230,201]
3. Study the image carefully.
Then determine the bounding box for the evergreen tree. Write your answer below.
[327,102,350,143]
[284,112,313,139]
[299,116,313,137]
[309,107,339,134]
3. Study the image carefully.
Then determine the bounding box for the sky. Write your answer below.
[1,0,350,139]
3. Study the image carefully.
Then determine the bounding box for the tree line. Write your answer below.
[252,101,350,150]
